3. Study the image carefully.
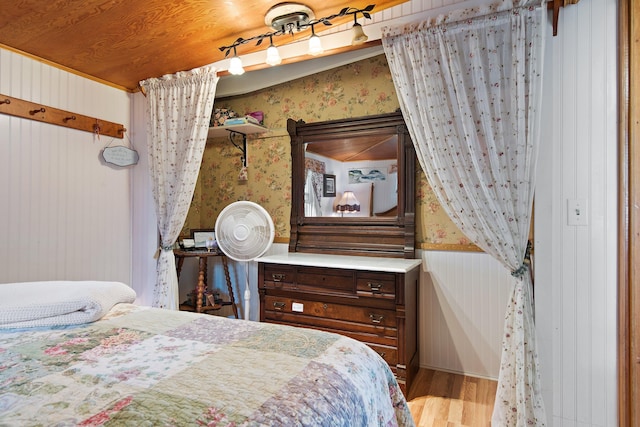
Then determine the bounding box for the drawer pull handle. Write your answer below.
[369,313,384,324]
[272,273,286,282]
[368,282,384,293]
[273,301,285,310]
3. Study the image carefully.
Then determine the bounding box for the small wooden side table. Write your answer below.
[174,249,239,319]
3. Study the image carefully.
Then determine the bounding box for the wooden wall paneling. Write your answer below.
[619,0,640,425]
[631,1,640,418]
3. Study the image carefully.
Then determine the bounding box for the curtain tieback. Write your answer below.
[153,244,175,259]
[511,264,528,279]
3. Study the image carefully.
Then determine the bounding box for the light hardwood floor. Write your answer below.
[406,368,497,427]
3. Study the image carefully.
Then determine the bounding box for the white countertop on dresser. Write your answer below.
[256,252,422,273]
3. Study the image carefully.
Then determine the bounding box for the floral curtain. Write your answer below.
[139,66,219,309]
[304,158,325,216]
[382,1,546,425]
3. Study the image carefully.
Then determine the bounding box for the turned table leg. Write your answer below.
[222,256,239,319]
[196,256,208,313]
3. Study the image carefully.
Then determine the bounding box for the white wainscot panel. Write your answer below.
[418,249,513,379]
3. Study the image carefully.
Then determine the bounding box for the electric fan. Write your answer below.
[214,201,275,320]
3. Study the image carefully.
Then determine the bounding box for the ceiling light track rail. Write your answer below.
[219,4,374,56]
[0,93,125,138]
[219,4,375,74]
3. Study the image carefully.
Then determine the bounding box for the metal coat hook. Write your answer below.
[93,119,102,138]
[63,115,76,123]
[29,107,45,115]
[0,99,10,105]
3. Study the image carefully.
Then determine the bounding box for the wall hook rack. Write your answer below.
[0,93,125,138]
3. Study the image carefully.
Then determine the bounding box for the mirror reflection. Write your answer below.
[303,134,398,217]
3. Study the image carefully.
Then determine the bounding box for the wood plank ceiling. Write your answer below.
[307,135,398,161]
[0,0,406,91]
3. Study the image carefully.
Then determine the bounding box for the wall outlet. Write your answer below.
[567,198,588,226]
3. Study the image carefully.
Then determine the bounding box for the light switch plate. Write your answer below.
[567,198,588,226]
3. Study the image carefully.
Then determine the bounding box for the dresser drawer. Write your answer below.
[264,295,396,341]
[295,266,355,296]
[356,271,396,300]
[261,264,296,290]
[261,265,357,297]
[265,315,398,349]
[367,343,398,368]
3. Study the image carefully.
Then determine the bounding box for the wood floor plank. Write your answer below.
[408,399,425,424]
[407,368,497,427]
[447,397,464,424]
[460,380,478,426]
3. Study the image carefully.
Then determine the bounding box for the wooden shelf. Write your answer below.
[207,122,267,168]
[207,123,267,138]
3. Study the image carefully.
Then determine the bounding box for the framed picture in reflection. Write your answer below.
[323,174,336,197]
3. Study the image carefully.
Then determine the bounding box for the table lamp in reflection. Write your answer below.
[336,191,360,217]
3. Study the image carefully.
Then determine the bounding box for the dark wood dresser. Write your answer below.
[258,252,421,395]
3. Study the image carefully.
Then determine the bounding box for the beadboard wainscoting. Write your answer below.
[418,250,512,380]
[0,48,132,286]
[130,92,158,305]
[536,0,619,425]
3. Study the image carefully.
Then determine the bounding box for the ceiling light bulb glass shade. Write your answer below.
[265,44,282,66]
[229,56,245,75]
[308,34,324,56]
[351,23,368,45]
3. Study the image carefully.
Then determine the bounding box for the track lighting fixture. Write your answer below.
[219,4,374,74]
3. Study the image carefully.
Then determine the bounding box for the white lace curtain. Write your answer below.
[382,2,546,425]
[140,66,219,309]
[304,170,323,216]
[304,158,325,216]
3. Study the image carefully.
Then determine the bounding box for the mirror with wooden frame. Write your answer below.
[288,111,416,258]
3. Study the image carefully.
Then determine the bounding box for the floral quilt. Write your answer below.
[0,304,414,426]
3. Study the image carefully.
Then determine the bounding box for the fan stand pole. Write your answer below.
[244,261,250,320]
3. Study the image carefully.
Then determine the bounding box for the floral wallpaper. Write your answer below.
[183,54,475,250]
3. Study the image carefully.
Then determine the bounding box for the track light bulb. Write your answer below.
[308,26,323,56]
[229,55,245,75]
[266,44,282,66]
[351,22,368,45]
[308,35,323,56]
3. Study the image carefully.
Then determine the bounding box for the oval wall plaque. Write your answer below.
[102,146,139,167]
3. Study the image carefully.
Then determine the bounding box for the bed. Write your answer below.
[0,281,414,426]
